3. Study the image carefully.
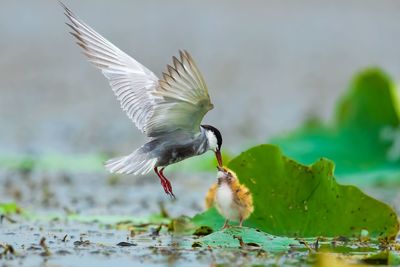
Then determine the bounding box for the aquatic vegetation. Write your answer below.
[0,203,20,215]
[193,145,399,239]
[190,227,295,252]
[272,69,400,184]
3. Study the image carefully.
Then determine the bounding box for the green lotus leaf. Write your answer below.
[193,227,297,252]
[193,144,399,239]
[272,68,400,184]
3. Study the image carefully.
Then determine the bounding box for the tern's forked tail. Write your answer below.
[105,150,157,175]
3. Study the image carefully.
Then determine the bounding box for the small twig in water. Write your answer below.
[0,214,17,224]
[314,237,320,251]
[39,237,51,257]
[62,234,68,242]
[298,239,316,253]
[0,243,15,258]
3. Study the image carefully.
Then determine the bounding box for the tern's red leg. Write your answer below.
[154,167,170,195]
[160,168,175,199]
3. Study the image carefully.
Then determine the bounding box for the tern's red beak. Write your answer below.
[215,150,223,167]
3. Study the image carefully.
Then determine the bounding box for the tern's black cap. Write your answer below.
[201,125,222,150]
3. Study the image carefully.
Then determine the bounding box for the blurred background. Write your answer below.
[1,0,400,217]
[2,0,400,156]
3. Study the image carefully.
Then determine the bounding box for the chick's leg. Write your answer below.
[239,217,244,227]
[222,219,230,229]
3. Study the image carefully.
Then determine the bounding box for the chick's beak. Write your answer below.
[217,165,224,172]
[215,150,223,167]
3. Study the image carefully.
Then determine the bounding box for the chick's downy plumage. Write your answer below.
[205,166,254,228]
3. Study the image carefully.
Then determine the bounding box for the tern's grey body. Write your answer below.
[62,3,223,197]
[107,128,211,174]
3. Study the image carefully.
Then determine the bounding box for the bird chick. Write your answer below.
[205,166,254,229]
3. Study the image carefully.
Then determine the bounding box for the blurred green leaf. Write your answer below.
[0,153,106,173]
[192,227,296,252]
[25,213,170,227]
[388,251,400,265]
[0,203,20,215]
[336,68,399,129]
[0,151,232,174]
[272,68,400,184]
[192,207,223,230]
[361,250,400,265]
[193,144,399,239]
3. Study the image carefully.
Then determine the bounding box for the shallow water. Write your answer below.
[0,170,217,266]
[1,169,399,266]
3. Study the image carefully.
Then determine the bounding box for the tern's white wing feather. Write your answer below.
[62,3,158,133]
[146,50,214,136]
[62,3,213,137]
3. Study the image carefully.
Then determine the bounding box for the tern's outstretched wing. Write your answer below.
[62,3,158,133]
[147,50,214,136]
[62,3,213,137]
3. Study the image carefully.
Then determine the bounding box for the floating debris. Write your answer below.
[193,226,213,236]
[39,237,51,257]
[73,237,90,247]
[150,225,162,238]
[0,243,15,258]
[62,234,68,242]
[116,242,137,247]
